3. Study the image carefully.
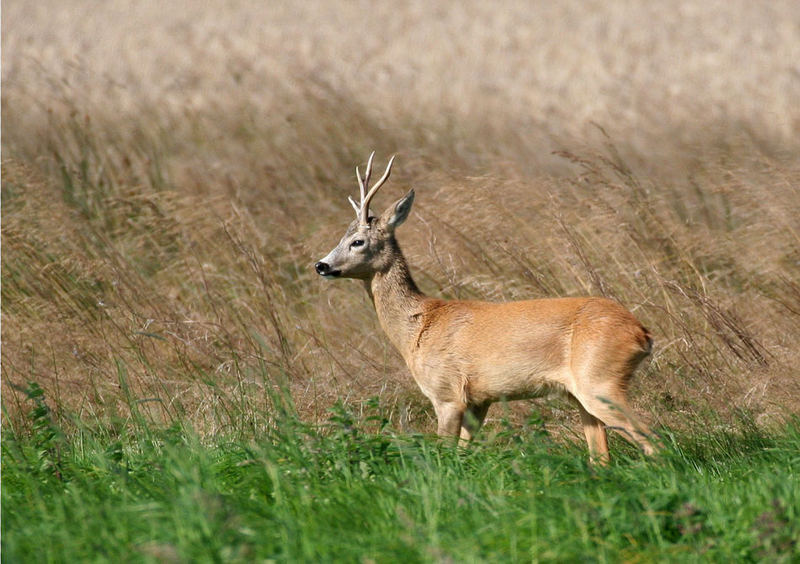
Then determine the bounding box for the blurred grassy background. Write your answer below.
[3,1,799,439]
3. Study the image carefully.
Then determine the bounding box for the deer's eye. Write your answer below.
[350,239,365,248]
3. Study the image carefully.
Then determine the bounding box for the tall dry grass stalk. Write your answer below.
[3,1,799,438]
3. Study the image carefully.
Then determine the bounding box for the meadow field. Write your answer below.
[3,1,800,560]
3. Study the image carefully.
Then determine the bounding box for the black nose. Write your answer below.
[315,261,330,275]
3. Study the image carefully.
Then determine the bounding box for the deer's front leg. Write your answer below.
[460,402,490,442]
[434,402,466,437]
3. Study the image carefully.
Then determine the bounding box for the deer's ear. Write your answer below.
[379,189,415,231]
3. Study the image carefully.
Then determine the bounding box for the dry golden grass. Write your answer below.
[3,1,799,438]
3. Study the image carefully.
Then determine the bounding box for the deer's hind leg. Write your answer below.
[570,337,659,457]
[574,387,658,456]
[574,400,610,465]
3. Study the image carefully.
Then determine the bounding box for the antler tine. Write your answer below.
[348,196,360,215]
[363,151,375,194]
[356,166,364,202]
[359,154,396,226]
[355,151,375,212]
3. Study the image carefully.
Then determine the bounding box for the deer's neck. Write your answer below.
[365,242,426,358]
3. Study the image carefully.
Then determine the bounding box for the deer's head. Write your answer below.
[315,152,414,280]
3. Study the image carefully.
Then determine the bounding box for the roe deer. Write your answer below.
[315,152,659,464]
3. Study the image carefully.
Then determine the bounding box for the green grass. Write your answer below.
[3,386,798,562]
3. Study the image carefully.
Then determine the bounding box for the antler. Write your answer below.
[350,152,396,227]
